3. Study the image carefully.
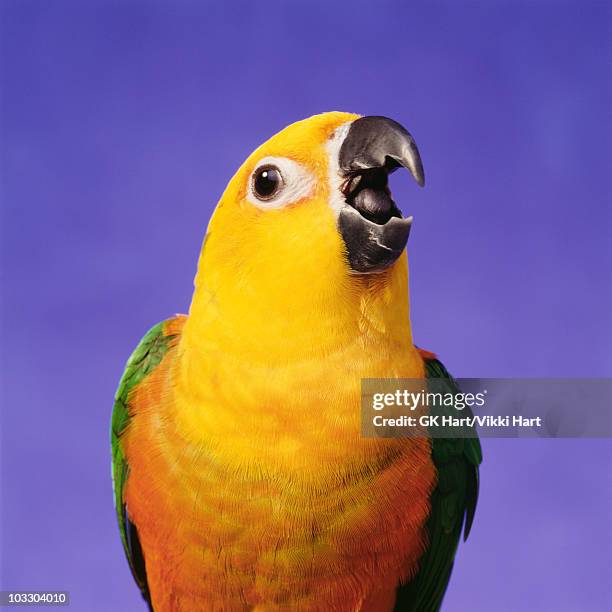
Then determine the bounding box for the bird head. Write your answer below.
[188,112,425,359]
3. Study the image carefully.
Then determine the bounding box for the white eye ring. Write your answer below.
[247,156,315,210]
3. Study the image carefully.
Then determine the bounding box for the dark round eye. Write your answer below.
[252,165,283,200]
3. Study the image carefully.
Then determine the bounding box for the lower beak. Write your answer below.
[336,116,424,274]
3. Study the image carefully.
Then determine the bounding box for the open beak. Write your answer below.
[337,116,424,274]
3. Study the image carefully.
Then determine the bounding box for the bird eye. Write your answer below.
[252,165,283,200]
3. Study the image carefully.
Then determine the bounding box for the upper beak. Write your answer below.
[337,116,424,274]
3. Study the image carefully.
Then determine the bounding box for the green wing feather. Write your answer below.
[394,356,482,611]
[111,319,179,610]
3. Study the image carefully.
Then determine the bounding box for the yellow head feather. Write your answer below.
[183,111,415,365]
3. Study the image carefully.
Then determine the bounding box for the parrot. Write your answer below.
[111,112,482,612]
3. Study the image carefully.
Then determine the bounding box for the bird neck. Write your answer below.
[170,251,423,474]
[182,249,415,366]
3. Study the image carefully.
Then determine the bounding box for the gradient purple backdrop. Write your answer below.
[2,1,611,610]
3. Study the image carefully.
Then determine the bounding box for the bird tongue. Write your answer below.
[352,187,396,224]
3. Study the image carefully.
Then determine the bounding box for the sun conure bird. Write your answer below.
[111,112,481,611]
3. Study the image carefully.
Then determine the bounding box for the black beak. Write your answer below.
[337,116,424,274]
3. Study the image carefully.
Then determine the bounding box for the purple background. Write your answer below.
[2,1,611,610]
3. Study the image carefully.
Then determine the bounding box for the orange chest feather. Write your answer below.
[123,344,436,611]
